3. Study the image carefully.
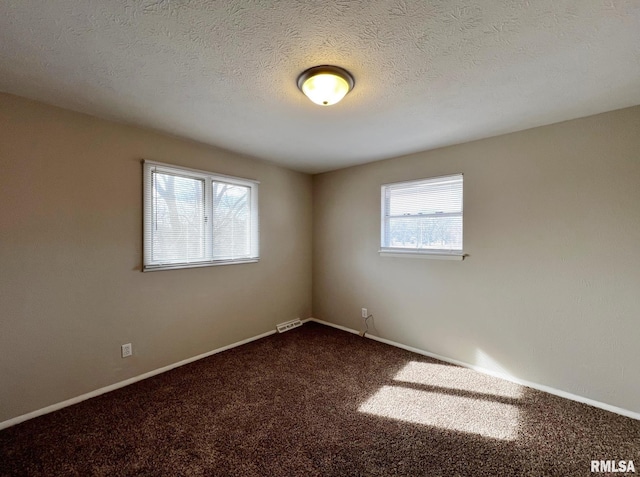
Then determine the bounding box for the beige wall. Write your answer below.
[2,92,639,423]
[0,93,313,422]
[313,106,640,414]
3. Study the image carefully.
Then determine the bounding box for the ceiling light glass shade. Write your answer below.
[297,66,354,106]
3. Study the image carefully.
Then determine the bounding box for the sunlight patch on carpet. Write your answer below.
[358,385,520,440]
[393,361,523,399]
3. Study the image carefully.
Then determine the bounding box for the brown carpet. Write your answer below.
[1,322,638,476]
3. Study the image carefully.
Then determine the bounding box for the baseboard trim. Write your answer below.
[4,320,637,430]
[0,329,277,431]
[307,318,640,421]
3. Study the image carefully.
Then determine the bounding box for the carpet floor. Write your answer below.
[1,322,638,476]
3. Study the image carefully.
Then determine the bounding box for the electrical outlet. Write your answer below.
[121,343,132,358]
[361,308,368,318]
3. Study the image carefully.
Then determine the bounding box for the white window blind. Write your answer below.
[211,180,251,260]
[143,161,259,271]
[381,174,463,254]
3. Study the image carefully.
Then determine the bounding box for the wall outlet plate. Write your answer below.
[361,308,368,318]
[121,343,132,358]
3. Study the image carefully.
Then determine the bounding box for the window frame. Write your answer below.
[380,173,464,260]
[143,160,259,272]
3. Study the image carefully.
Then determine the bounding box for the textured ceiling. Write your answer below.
[1,1,639,173]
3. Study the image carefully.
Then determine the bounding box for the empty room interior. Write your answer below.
[1,1,639,476]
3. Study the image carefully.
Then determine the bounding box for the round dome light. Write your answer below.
[297,65,355,106]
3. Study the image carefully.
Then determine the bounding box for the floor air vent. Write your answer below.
[277,319,302,333]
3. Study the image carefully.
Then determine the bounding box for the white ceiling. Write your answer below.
[1,1,639,173]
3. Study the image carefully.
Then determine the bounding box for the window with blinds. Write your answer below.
[143,161,259,271]
[381,174,463,254]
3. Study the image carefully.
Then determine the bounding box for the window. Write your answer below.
[143,161,259,271]
[381,174,463,257]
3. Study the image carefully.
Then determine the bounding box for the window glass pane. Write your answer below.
[387,216,462,250]
[143,161,259,270]
[382,174,463,251]
[152,172,205,262]
[212,181,250,259]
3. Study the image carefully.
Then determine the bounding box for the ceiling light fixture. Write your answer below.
[297,65,355,106]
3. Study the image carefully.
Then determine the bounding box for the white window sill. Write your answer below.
[379,250,466,261]
[143,259,259,272]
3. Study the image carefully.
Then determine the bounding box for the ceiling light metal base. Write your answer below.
[297,65,355,92]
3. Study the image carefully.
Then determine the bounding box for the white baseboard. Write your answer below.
[4,319,637,430]
[0,329,277,431]
[307,318,640,421]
